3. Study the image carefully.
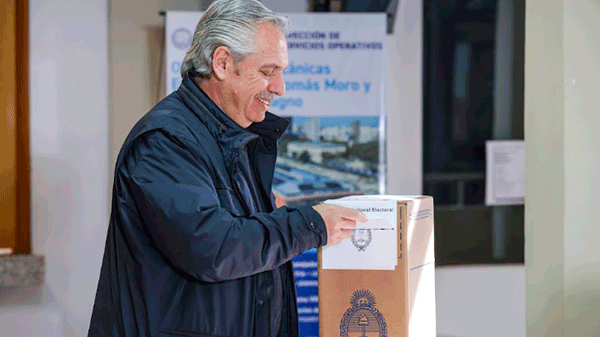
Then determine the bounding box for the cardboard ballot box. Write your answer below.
[318,195,436,337]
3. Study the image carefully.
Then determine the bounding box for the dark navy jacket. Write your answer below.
[88,77,327,337]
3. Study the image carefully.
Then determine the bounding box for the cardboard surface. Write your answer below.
[318,195,435,337]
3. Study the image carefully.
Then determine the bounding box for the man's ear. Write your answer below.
[212,46,231,81]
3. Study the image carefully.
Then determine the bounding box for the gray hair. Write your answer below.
[180,0,290,79]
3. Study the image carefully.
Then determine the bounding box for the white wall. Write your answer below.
[0,0,109,336]
[526,0,600,335]
[436,265,525,337]
[563,1,600,335]
[385,0,423,195]
[524,1,565,335]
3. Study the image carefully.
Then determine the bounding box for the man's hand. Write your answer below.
[312,203,368,246]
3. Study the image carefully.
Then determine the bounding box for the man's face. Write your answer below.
[222,23,288,128]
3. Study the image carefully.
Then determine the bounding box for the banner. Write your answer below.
[166,12,386,336]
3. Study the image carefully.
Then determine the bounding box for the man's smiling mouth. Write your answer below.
[257,97,270,106]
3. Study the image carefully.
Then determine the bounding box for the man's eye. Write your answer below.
[261,70,274,77]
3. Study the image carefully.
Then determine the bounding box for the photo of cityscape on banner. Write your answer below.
[273,115,383,208]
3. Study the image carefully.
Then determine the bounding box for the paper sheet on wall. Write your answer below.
[485,140,525,205]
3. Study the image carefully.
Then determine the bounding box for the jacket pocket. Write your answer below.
[158,328,225,337]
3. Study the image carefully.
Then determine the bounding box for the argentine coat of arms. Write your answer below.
[340,289,387,337]
[351,228,372,252]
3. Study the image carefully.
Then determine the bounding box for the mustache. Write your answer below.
[255,92,278,101]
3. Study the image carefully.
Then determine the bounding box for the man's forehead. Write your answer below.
[255,23,287,48]
[253,25,289,69]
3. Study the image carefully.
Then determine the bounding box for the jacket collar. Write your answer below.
[177,77,289,149]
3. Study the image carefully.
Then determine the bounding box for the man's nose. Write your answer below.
[268,71,285,97]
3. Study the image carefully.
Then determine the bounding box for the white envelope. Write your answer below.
[322,219,397,270]
[321,198,399,270]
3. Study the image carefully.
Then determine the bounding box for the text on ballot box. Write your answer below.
[292,249,319,337]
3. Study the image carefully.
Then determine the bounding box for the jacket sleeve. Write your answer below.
[124,129,327,283]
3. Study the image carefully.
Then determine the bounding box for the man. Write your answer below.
[88,0,366,336]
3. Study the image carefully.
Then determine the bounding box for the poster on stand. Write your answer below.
[166,12,387,336]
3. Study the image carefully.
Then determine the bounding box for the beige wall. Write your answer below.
[524,0,565,335]
[563,0,600,335]
[109,0,200,170]
[526,0,600,335]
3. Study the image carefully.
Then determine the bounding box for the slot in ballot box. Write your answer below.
[318,195,436,337]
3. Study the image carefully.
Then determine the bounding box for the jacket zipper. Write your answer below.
[229,154,252,216]
[251,140,275,213]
